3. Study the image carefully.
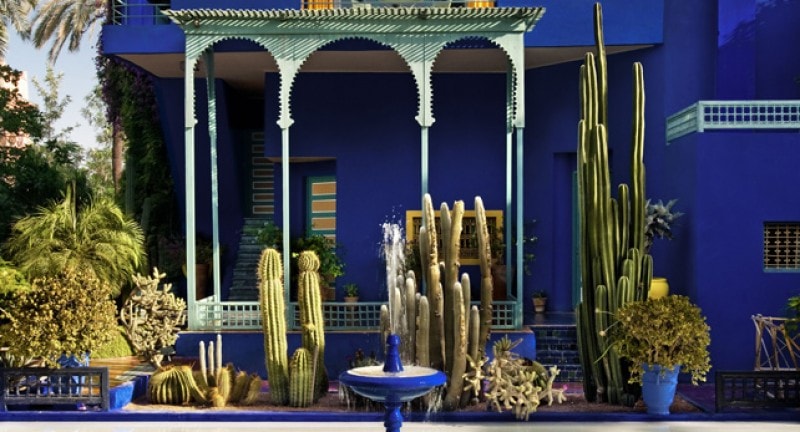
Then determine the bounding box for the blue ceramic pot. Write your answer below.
[641,364,679,415]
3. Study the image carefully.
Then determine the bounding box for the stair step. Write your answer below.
[531,324,582,382]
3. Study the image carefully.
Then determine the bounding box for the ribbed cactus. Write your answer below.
[288,347,314,407]
[404,194,494,410]
[416,295,430,367]
[474,196,494,361]
[148,336,259,407]
[257,248,290,405]
[297,250,327,400]
[148,364,195,405]
[575,3,652,405]
[421,194,445,371]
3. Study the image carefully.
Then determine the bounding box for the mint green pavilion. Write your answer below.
[163,6,545,330]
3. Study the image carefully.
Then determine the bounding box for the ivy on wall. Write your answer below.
[98,56,180,271]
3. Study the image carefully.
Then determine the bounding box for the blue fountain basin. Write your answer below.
[339,365,446,403]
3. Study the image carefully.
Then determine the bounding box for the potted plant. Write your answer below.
[294,234,345,300]
[608,295,711,415]
[343,283,360,303]
[644,199,683,299]
[532,290,548,314]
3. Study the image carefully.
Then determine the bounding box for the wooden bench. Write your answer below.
[0,367,110,411]
[716,370,800,411]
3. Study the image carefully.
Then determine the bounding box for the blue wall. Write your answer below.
[127,0,800,374]
[664,132,800,373]
[717,0,800,99]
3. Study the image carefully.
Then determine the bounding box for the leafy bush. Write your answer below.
[92,326,135,359]
[609,295,711,385]
[1,267,117,366]
[0,259,28,320]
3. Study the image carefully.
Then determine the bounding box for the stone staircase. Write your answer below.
[531,320,583,383]
[227,218,271,301]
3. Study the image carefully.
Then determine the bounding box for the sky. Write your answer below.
[5,30,100,150]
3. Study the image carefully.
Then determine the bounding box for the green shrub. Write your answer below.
[92,326,135,359]
[2,267,117,365]
[0,260,28,320]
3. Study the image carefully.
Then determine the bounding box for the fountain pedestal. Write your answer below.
[339,334,446,432]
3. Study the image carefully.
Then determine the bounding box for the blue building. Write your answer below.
[102,0,800,377]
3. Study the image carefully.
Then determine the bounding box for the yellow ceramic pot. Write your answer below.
[648,277,669,299]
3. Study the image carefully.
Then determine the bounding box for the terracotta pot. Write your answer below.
[532,297,547,314]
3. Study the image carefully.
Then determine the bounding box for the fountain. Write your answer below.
[338,223,446,432]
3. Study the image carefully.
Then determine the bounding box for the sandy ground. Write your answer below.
[122,386,700,415]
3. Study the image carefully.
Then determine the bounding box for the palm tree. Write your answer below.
[28,0,106,63]
[0,0,36,58]
[3,184,145,297]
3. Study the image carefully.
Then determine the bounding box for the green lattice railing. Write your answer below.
[666,100,800,143]
[194,296,518,331]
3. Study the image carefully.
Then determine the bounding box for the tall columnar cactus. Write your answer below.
[257,248,289,405]
[411,194,494,410]
[576,3,652,405]
[421,194,445,370]
[474,196,494,361]
[297,250,327,400]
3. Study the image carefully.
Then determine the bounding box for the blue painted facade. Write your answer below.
[102,0,800,375]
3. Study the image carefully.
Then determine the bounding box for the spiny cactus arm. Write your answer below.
[422,194,444,370]
[594,2,608,126]
[240,374,262,405]
[198,341,208,387]
[461,273,471,352]
[216,334,222,375]
[444,201,465,376]
[258,248,289,405]
[618,185,630,263]
[443,281,467,411]
[416,295,430,367]
[207,341,216,383]
[475,197,494,361]
[297,250,327,400]
[405,277,417,363]
[440,202,452,266]
[229,371,250,403]
[631,62,646,254]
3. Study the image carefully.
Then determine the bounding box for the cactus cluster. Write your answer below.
[464,336,565,420]
[575,3,652,405]
[121,268,187,367]
[147,334,261,407]
[378,194,493,411]
[257,248,326,407]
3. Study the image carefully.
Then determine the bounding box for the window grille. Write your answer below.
[406,210,503,264]
[764,222,800,270]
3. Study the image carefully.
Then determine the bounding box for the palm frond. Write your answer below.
[30,0,106,63]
